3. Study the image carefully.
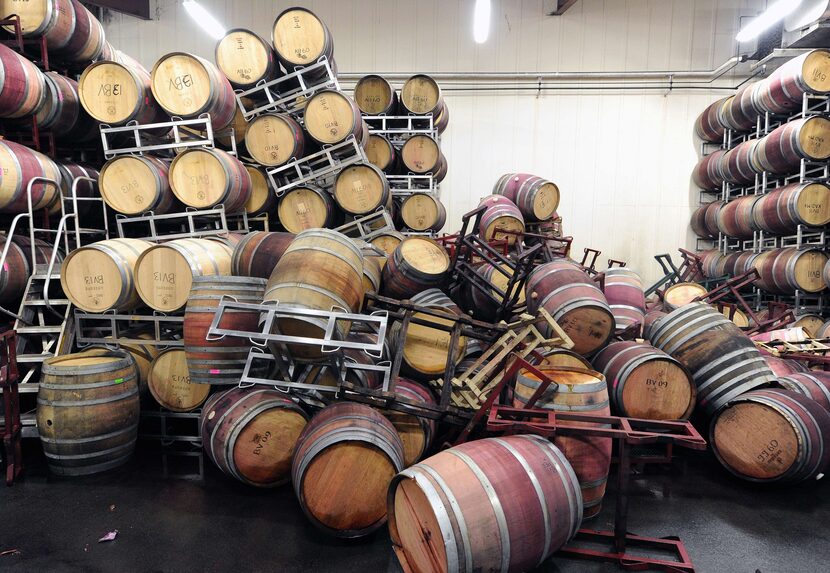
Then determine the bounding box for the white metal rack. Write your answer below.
[74,311,185,347]
[267,135,369,194]
[387,174,439,197]
[334,209,397,242]
[363,115,438,141]
[100,115,238,159]
[115,205,249,241]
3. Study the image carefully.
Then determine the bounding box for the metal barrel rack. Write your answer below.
[99,115,238,159]
[74,311,185,348]
[0,329,21,485]
[115,206,249,241]
[266,135,369,194]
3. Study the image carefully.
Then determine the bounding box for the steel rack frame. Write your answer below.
[100,115,238,158]
[363,115,437,140]
[387,175,439,196]
[115,205,248,241]
[266,135,368,194]
[333,209,397,242]
[138,408,204,480]
[0,330,21,486]
[74,311,185,348]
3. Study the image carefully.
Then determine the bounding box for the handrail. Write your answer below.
[0,213,32,322]
[25,176,60,265]
[42,212,73,316]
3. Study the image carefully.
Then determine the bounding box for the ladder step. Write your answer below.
[31,274,61,280]
[16,326,64,334]
[23,299,71,306]
[17,353,55,363]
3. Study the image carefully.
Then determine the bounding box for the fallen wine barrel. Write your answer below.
[52,161,98,218]
[400,74,445,116]
[526,260,614,356]
[752,182,830,235]
[36,350,140,476]
[0,0,75,51]
[716,194,759,239]
[763,355,810,377]
[79,60,168,129]
[388,435,582,573]
[711,388,830,484]
[461,261,526,321]
[364,134,398,173]
[381,236,450,300]
[201,386,309,488]
[718,139,761,186]
[662,282,708,312]
[0,43,46,119]
[292,403,404,538]
[169,148,252,213]
[751,247,828,294]
[754,49,830,115]
[398,193,446,232]
[277,186,338,233]
[694,96,729,142]
[244,112,305,167]
[642,309,667,339]
[271,7,335,77]
[184,276,267,385]
[61,238,153,312]
[691,150,726,191]
[243,165,277,217]
[0,140,61,214]
[514,367,612,518]
[592,341,696,420]
[370,230,405,257]
[648,302,776,417]
[493,172,560,222]
[0,236,58,308]
[332,162,390,215]
[304,89,367,147]
[721,81,762,132]
[602,267,646,332]
[793,313,826,337]
[146,349,209,412]
[753,116,830,174]
[215,28,280,88]
[99,155,176,215]
[478,194,525,245]
[400,134,445,176]
[383,378,436,466]
[353,74,397,115]
[778,372,830,411]
[134,238,233,312]
[231,231,295,278]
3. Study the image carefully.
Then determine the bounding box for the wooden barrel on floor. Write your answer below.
[754,116,830,174]
[134,239,233,312]
[183,276,266,385]
[215,28,280,88]
[752,182,830,234]
[0,140,61,213]
[711,389,830,483]
[592,341,696,420]
[365,134,398,173]
[763,355,809,377]
[694,97,728,142]
[692,150,726,191]
[388,434,582,573]
[662,282,708,311]
[61,238,153,312]
[244,113,305,167]
[304,89,366,147]
[755,49,830,115]
[292,403,404,537]
[243,165,277,216]
[514,367,612,518]
[277,186,337,232]
[648,302,776,417]
[461,261,526,320]
[526,260,614,356]
[715,194,758,239]
[169,148,252,213]
[778,372,830,411]
[271,7,335,75]
[398,194,446,232]
[231,231,295,278]
[0,43,46,119]
[381,237,450,300]
[150,52,237,130]
[146,349,209,412]
[0,0,75,50]
[36,350,140,476]
[384,379,436,466]
[401,134,444,175]
[752,247,827,294]
[478,194,525,245]
[602,267,646,332]
[493,172,560,222]
[332,163,390,215]
[99,155,175,215]
[721,81,762,132]
[79,60,168,128]
[202,386,309,488]
[354,74,397,115]
[719,139,761,186]
[400,74,445,116]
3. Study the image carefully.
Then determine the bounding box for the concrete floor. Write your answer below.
[1,444,829,573]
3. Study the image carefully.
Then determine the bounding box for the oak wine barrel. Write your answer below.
[146,349,209,412]
[215,28,280,88]
[602,267,646,332]
[398,193,446,232]
[793,313,826,337]
[690,201,723,239]
[169,148,252,213]
[400,134,444,176]
[353,74,397,115]
[231,231,295,278]
[79,60,168,129]
[694,97,729,142]
[752,182,830,234]
[461,261,526,321]
[642,309,668,339]
[99,155,176,215]
[0,0,75,51]
[271,7,335,76]
[662,282,708,311]
[244,112,305,167]
[478,194,525,245]
[721,81,762,132]
[277,185,337,233]
[0,43,46,119]
[778,372,830,411]
[85,333,159,394]
[755,49,830,115]
[33,72,93,139]
[754,116,830,174]
[434,100,450,133]
[370,230,405,257]
[493,172,560,222]
[243,165,277,216]
[699,249,725,278]
[50,161,97,218]
[752,247,827,294]
[0,236,58,307]
[763,355,810,377]
[534,348,592,369]
[384,379,436,467]
[304,89,366,147]
[365,133,398,173]
[332,162,390,215]
[381,237,450,300]
[719,139,761,186]
[59,0,105,63]
[715,194,758,239]
[691,149,726,191]
[0,140,61,213]
[400,74,444,116]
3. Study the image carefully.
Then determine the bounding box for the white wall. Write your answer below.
[102,0,765,283]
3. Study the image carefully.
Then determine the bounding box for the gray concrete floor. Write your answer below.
[1,444,828,573]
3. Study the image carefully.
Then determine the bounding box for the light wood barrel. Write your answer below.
[58,0,105,63]
[603,267,646,331]
[493,172,560,222]
[332,162,390,215]
[399,193,446,232]
[755,49,830,115]
[215,28,280,88]
[691,149,726,191]
[592,341,696,420]
[370,230,405,257]
[526,260,614,356]
[79,60,168,127]
[719,139,761,186]
[36,350,140,476]
[721,81,762,132]
[354,74,398,115]
[99,155,176,215]
[147,349,209,412]
[150,52,237,130]
[81,333,159,395]
[292,403,404,538]
[201,386,309,487]
[365,134,398,173]
[277,185,337,232]
[384,379,436,466]
[388,434,582,573]
[478,194,525,245]
[49,160,96,218]
[243,165,277,216]
[169,148,252,212]
[778,372,830,411]
[694,97,729,142]
[134,238,233,312]
[0,139,60,213]
[514,366,612,518]
[400,74,445,116]
[0,43,46,119]
[0,0,75,50]
[792,313,825,337]
[304,89,366,146]
[715,194,758,239]
[648,302,776,417]
[434,100,450,133]
[401,134,444,175]
[754,116,830,174]
[244,113,305,167]
[272,7,335,73]
[231,231,295,278]
[218,98,250,147]
[663,282,708,311]
[643,309,668,339]
[752,182,830,234]
[381,237,450,300]
[711,389,830,483]
[61,238,152,312]
[752,247,827,294]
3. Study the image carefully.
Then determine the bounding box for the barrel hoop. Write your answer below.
[580,476,609,489]
[703,376,773,414]
[39,423,139,445]
[39,372,137,390]
[648,303,712,343]
[208,389,275,460]
[48,450,134,476]
[38,387,139,407]
[529,263,584,285]
[42,355,135,376]
[517,372,606,395]
[609,304,645,314]
[656,314,733,355]
[514,391,610,411]
[267,282,354,312]
[802,374,830,405]
[298,424,404,477]
[694,350,768,389]
[42,439,136,461]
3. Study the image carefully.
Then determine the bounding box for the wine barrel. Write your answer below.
[754,116,830,174]
[79,60,168,128]
[146,349,209,412]
[434,100,450,133]
[365,134,398,173]
[493,172,560,222]
[353,74,397,115]
[592,341,696,420]
[215,28,280,88]
[134,238,233,312]
[478,195,525,245]
[602,267,646,332]
[388,434,582,573]
[0,43,46,119]
[0,236,57,307]
[32,72,91,139]
[691,149,726,191]
[400,74,444,116]
[721,81,762,132]
[384,379,436,466]
[58,0,105,63]
[292,403,404,538]
[755,49,830,115]
[711,389,830,483]
[36,350,140,476]
[716,194,759,239]
[694,97,729,142]
[752,182,830,234]
[461,262,526,321]
[169,148,252,213]
[201,386,309,487]
[277,185,337,233]
[514,367,612,518]
[304,89,366,146]
[793,313,826,337]
[370,230,405,257]
[699,249,726,278]
[648,302,776,417]
[398,193,446,232]
[662,282,708,311]
[218,97,250,148]
[61,238,152,312]
[0,0,74,50]
[400,134,444,175]
[719,139,761,186]
[526,260,614,356]
[0,140,61,213]
[99,155,176,215]
[150,52,237,130]
[534,348,592,369]
[183,276,266,385]
[332,163,390,215]
[271,7,335,75]
[244,113,305,167]
[231,231,295,278]
[243,165,277,216]
[643,309,668,339]
[731,250,761,277]
[763,355,810,377]
[752,247,827,294]
[381,237,450,300]
[778,372,830,411]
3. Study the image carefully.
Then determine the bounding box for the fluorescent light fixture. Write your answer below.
[473,0,491,44]
[183,0,226,40]
[735,0,802,43]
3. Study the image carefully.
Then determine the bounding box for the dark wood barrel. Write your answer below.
[57,0,105,63]
[169,148,252,213]
[32,72,92,139]
[201,386,309,487]
[533,348,592,369]
[383,379,436,466]
[51,160,99,218]
[752,182,830,234]
[716,194,759,239]
[271,7,335,76]
[592,341,696,420]
[0,43,46,119]
[719,139,761,185]
[662,282,708,312]
[79,60,168,128]
[400,74,445,116]
[215,28,280,88]
[699,249,725,278]
[762,355,809,378]
[332,162,390,215]
[231,231,295,278]
[381,236,451,300]
[778,372,830,411]
[0,0,75,50]
[0,139,61,213]
[711,388,830,483]
[731,250,761,277]
[721,81,762,132]
[526,260,614,356]
[277,186,337,233]
[478,194,525,245]
[754,49,830,115]
[146,349,209,412]
[648,302,776,417]
[602,267,646,332]
[388,434,582,573]
[151,52,237,130]
[304,89,366,147]
[36,350,140,476]
[0,236,57,307]
[434,100,450,133]
[401,134,444,175]
[691,149,726,191]
[642,309,668,339]
[751,247,827,294]
[461,262,526,321]
[99,155,176,215]
[292,403,404,538]
[244,112,305,167]
[694,97,729,142]
[398,193,446,232]
[493,172,560,222]
[690,201,721,239]
[365,133,398,173]
[354,74,398,115]
[514,367,612,518]
[754,116,830,174]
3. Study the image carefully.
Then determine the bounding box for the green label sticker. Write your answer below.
[114,378,124,384]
